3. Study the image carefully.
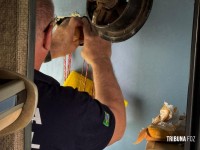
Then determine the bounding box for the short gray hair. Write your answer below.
[36,0,54,37]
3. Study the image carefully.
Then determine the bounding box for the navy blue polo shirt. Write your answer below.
[32,70,115,150]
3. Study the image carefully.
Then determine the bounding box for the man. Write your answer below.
[32,0,126,149]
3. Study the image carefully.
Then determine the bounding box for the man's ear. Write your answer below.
[43,24,53,51]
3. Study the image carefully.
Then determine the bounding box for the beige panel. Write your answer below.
[0,0,30,149]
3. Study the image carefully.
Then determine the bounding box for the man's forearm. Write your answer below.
[91,58,126,143]
[92,59,123,107]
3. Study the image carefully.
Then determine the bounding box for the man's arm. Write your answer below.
[81,18,126,145]
[92,59,126,145]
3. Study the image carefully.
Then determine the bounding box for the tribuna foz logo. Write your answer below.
[166,136,195,142]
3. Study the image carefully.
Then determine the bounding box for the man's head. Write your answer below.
[35,0,54,70]
[36,0,54,37]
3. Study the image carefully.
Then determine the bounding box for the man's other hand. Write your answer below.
[50,17,83,59]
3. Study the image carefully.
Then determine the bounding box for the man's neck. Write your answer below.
[34,48,49,71]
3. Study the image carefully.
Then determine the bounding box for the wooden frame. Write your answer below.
[25,0,36,149]
[185,0,200,149]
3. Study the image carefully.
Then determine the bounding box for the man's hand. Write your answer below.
[81,18,111,66]
[50,17,83,59]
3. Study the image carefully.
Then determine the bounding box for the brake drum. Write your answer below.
[87,0,153,42]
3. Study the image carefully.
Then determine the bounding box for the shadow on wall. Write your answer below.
[128,95,146,124]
